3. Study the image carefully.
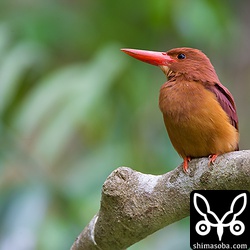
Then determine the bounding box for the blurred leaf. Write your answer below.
[13,44,127,165]
[171,0,238,48]
[0,185,49,250]
[0,40,48,115]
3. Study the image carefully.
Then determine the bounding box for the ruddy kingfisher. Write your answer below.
[121,47,239,172]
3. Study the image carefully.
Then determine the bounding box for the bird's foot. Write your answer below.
[183,157,191,173]
[208,154,218,166]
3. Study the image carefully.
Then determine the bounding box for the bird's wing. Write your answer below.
[205,82,239,131]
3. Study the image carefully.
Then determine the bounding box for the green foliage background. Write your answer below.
[0,1,249,249]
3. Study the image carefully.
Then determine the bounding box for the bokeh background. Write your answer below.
[0,1,249,249]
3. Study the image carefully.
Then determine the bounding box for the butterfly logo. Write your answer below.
[193,193,247,241]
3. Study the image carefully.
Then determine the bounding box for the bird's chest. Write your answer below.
[159,81,207,122]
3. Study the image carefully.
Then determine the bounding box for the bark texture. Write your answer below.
[71,150,250,250]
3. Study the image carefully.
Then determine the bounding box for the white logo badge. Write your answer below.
[193,193,247,241]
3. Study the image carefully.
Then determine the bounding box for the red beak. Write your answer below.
[121,48,175,66]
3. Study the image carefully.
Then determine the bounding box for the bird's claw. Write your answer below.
[183,157,191,173]
[208,154,218,166]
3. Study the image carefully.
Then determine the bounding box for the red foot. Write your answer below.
[183,157,191,173]
[208,154,218,165]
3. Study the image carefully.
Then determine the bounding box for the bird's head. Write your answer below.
[121,47,219,83]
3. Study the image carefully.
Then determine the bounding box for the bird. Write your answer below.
[121,47,239,172]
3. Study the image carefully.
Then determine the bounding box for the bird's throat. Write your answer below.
[160,65,175,80]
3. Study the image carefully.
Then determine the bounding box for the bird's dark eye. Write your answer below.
[177,53,186,59]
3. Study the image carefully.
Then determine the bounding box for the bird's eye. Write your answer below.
[177,53,186,59]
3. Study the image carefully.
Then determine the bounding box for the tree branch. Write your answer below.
[71,150,250,250]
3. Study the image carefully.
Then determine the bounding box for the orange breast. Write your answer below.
[159,80,239,159]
